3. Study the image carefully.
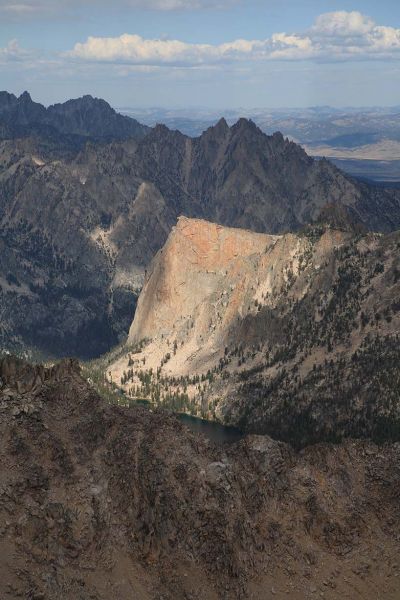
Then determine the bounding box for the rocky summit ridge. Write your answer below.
[0,91,150,141]
[1,354,400,599]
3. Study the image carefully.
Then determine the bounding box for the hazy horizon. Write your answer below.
[1,1,400,108]
[3,89,400,113]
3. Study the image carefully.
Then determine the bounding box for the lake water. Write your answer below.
[128,399,243,444]
[177,413,244,444]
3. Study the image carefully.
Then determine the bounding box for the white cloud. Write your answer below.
[3,10,400,78]
[312,11,375,38]
[67,11,400,67]
[311,11,400,59]
[269,34,315,60]
[68,35,262,65]
[1,3,41,14]
[0,39,32,63]
[67,34,318,66]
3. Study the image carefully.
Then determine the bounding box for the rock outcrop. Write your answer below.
[1,356,400,599]
[112,218,400,447]
[128,216,281,359]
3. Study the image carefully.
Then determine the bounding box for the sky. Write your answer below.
[1,0,400,109]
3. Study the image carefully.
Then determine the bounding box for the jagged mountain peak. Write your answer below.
[215,116,229,129]
[0,90,33,106]
[152,122,180,135]
[48,94,111,111]
[0,90,16,100]
[45,94,150,139]
[0,89,150,141]
[204,117,230,137]
[271,130,285,140]
[231,116,260,132]
[0,89,36,107]
[202,117,263,142]
[19,90,33,102]
[211,117,302,159]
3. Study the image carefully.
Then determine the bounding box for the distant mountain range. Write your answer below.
[0,91,400,358]
[122,105,400,145]
[123,106,400,182]
[0,91,149,142]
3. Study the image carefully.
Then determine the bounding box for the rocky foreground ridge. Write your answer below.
[111,217,400,447]
[1,355,400,599]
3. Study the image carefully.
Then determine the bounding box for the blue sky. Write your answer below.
[1,0,400,108]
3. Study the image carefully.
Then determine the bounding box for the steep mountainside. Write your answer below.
[130,119,400,234]
[111,217,400,447]
[0,139,176,357]
[1,355,400,599]
[1,94,400,357]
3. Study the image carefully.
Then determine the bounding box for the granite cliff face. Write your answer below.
[1,92,400,357]
[112,218,400,447]
[1,355,400,599]
[128,216,281,358]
